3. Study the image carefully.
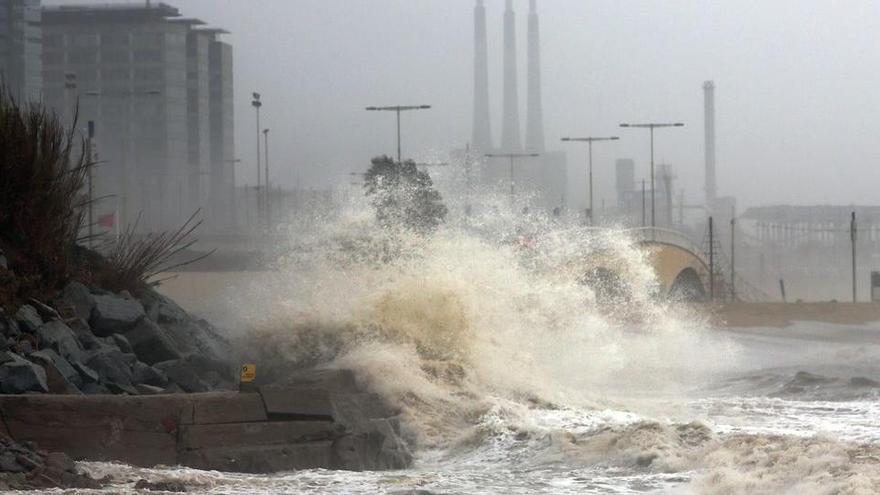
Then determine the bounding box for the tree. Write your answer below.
[364,156,447,233]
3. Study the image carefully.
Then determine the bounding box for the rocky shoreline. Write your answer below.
[0,278,412,488]
[1,281,233,396]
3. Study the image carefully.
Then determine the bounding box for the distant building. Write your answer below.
[0,0,42,102]
[40,3,234,231]
[468,0,566,212]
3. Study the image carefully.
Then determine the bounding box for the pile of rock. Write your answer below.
[0,281,232,395]
[0,435,99,490]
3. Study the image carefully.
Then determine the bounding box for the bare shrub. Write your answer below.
[0,87,92,307]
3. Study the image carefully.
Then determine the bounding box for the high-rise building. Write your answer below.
[0,0,42,102]
[204,28,235,227]
[40,3,234,231]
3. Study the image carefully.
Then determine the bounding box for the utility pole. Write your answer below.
[708,216,715,302]
[251,93,263,223]
[620,122,684,229]
[641,179,646,227]
[561,136,619,224]
[730,214,736,301]
[485,152,540,207]
[263,128,271,231]
[851,211,857,303]
[366,105,431,163]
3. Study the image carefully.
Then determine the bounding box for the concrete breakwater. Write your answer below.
[0,369,411,473]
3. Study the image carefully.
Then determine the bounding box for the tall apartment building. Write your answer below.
[0,0,42,102]
[41,3,234,231]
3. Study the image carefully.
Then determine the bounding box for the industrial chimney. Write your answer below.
[500,0,522,152]
[525,0,545,152]
[704,81,717,211]
[472,0,493,152]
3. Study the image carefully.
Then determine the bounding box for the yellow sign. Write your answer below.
[240,364,256,383]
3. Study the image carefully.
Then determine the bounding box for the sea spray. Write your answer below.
[137,177,880,494]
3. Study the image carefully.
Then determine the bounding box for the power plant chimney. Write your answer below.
[525,0,545,152]
[500,0,522,152]
[471,0,493,152]
[704,81,717,211]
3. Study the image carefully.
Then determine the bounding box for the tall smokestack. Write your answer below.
[500,0,522,152]
[704,81,717,210]
[472,0,493,152]
[525,0,545,152]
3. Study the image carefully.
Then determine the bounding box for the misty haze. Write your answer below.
[0,0,878,493]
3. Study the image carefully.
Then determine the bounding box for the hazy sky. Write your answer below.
[46,0,880,209]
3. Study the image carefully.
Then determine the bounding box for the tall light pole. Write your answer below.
[485,152,539,207]
[251,93,263,223]
[561,136,619,224]
[365,105,431,163]
[620,122,684,229]
[263,128,271,231]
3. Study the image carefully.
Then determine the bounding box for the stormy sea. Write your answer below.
[36,184,880,495]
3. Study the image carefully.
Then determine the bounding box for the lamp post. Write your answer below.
[263,128,271,231]
[619,122,684,229]
[365,105,431,163]
[485,152,540,207]
[561,136,619,224]
[251,93,263,223]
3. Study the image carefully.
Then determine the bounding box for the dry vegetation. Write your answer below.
[0,88,207,310]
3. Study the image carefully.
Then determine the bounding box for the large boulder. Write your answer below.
[154,359,210,393]
[0,352,48,393]
[131,361,168,388]
[89,295,145,337]
[163,319,231,364]
[0,317,20,338]
[36,320,83,362]
[124,318,182,365]
[83,348,137,395]
[14,305,42,333]
[54,282,95,321]
[27,299,60,321]
[28,350,82,394]
[138,288,188,325]
[66,319,100,350]
[29,349,82,388]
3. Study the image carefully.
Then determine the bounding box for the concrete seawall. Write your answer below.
[0,370,411,473]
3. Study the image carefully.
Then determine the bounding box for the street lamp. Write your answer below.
[561,136,619,224]
[251,93,263,223]
[619,122,684,229]
[263,128,271,231]
[485,152,540,207]
[365,105,431,163]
